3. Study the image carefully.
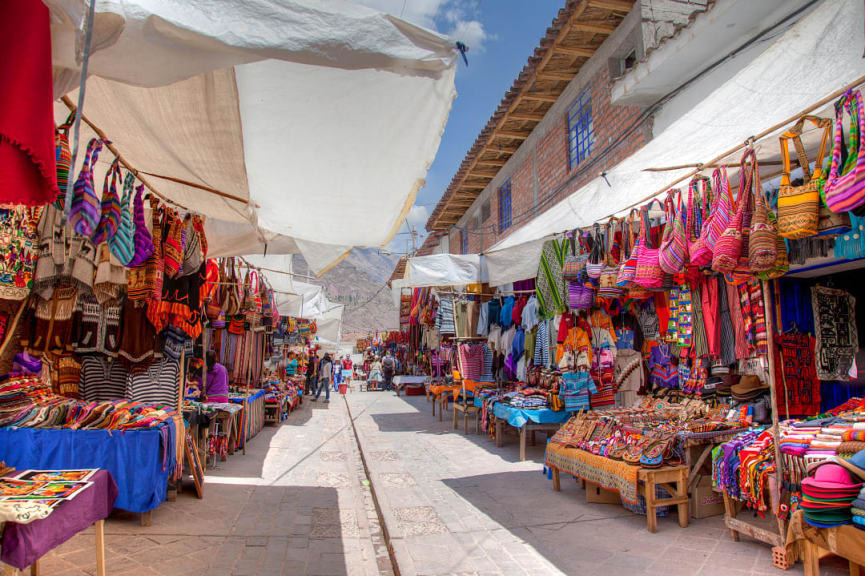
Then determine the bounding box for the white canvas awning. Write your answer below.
[484,238,547,287]
[491,0,865,251]
[47,0,458,274]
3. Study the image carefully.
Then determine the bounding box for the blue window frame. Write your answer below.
[498,180,512,234]
[568,88,594,170]
[461,229,468,254]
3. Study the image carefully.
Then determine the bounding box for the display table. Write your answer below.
[545,444,689,533]
[230,389,266,449]
[428,384,458,421]
[0,426,175,514]
[393,375,429,397]
[490,403,570,461]
[788,510,865,575]
[1,469,118,573]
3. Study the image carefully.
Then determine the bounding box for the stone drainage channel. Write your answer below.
[342,394,400,576]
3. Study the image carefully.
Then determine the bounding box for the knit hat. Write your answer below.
[68,138,103,238]
[92,158,122,245]
[109,171,136,266]
[127,184,153,267]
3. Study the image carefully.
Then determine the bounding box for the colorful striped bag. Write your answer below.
[687,175,714,266]
[777,115,830,239]
[92,158,122,245]
[69,138,103,238]
[825,89,865,213]
[712,149,753,274]
[659,189,687,274]
[635,201,665,289]
[616,209,639,288]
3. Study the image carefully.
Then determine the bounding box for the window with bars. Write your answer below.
[498,180,512,234]
[568,88,594,171]
[461,229,468,254]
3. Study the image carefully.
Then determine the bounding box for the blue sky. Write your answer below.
[354,0,564,253]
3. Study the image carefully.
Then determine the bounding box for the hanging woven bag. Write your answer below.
[568,279,594,310]
[659,189,687,274]
[54,111,75,208]
[585,223,604,279]
[687,175,714,266]
[634,200,665,289]
[711,149,753,274]
[777,115,830,239]
[69,138,103,238]
[748,150,778,272]
[705,166,734,247]
[92,158,122,245]
[757,212,789,280]
[127,184,154,267]
[616,209,640,288]
[562,229,587,282]
[109,171,136,265]
[824,89,865,213]
[599,218,623,299]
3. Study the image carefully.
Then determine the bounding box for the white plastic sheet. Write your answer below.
[47,0,457,273]
[407,253,486,287]
[484,238,547,287]
[491,0,865,250]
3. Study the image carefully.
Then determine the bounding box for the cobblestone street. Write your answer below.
[37,391,850,576]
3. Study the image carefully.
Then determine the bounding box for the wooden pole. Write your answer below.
[761,279,786,499]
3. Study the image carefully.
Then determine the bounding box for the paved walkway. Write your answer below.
[35,390,850,576]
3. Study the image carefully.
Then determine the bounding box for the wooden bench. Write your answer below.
[551,463,688,533]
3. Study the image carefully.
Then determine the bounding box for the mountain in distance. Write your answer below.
[292,248,401,342]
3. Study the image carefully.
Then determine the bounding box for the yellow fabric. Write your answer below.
[556,327,593,364]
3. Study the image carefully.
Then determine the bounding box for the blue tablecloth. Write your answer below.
[491,402,572,429]
[0,425,175,513]
[230,389,267,404]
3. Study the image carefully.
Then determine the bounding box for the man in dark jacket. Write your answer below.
[382,352,395,391]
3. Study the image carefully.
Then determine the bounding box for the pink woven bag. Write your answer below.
[704,166,734,248]
[824,89,865,213]
[712,149,755,274]
[634,201,665,289]
[687,175,714,267]
[659,189,687,274]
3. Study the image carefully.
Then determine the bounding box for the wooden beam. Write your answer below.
[459,183,490,189]
[469,168,499,177]
[537,71,577,82]
[588,0,634,13]
[483,145,518,154]
[520,93,559,103]
[476,159,508,167]
[508,112,545,122]
[570,20,617,34]
[553,46,595,58]
[494,130,530,139]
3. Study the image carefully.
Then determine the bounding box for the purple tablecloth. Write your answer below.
[1,470,117,569]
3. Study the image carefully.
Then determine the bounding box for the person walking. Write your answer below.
[382,351,395,392]
[305,353,318,396]
[314,354,333,402]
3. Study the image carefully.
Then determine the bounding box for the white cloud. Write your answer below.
[449,19,491,53]
[406,204,429,225]
[349,0,492,52]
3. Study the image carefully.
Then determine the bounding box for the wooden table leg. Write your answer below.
[496,420,503,447]
[452,402,458,430]
[851,562,863,576]
[530,429,536,446]
[432,395,436,417]
[722,492,740,542]
[801,539,820,576]
[140,510,152,527]
[676,467,689,528]
[29,561,38,576]
[645,478,658,533]
[520,426,527,461]
[552,468,561,492]
[95,519,105,576]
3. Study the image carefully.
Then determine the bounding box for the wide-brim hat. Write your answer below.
[803,462,863,491]
[731,374,768,396]
[808,454,865,482]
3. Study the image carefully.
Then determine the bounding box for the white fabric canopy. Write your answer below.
[406,253,486,287]
[492,0,865,251]
[484,238,547,287]
[47,0,458,273]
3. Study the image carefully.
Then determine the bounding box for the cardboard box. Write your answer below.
[690,476,724,519]
[585,481,622,505]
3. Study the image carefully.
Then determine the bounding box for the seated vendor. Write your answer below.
[204,350,230,404]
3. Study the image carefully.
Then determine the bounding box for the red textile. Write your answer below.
[0,1,57,205]
[557,314,574,343]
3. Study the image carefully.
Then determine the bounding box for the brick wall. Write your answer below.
[450,64,652,254]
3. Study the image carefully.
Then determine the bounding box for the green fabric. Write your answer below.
[536,237,570,319]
